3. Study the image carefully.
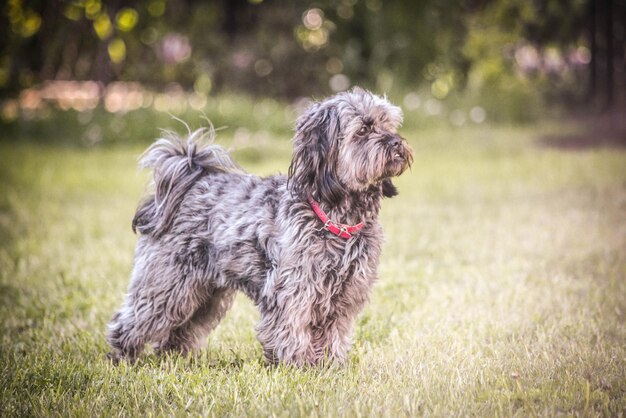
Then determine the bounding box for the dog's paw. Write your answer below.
[107,350,137,366]
[106,351,122,366]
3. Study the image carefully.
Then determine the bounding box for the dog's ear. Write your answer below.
[288,102,345,206]
[381,179,398,198]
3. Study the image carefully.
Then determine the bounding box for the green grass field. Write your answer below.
[1,120,625,416]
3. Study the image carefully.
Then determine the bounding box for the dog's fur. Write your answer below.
[107,88,413,366]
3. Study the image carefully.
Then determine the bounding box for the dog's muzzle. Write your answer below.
[386,134,413,167]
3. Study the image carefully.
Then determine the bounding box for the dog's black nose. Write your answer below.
[388,135,403,148]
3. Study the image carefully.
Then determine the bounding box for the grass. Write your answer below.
[0,114,625,416]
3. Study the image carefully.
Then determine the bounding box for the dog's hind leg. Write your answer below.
[107,257,154,363]
[107,242,212,363]
[107,276,210,363]
[106,307,145,364]
[154,287,236,355]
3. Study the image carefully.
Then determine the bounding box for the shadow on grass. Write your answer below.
[116,347,351,375]
[122,351,250,372]
[539,109,626,150]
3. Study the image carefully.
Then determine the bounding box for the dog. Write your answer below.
[107,88,413,366]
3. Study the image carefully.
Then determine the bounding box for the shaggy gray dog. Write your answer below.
[107,88,413,366]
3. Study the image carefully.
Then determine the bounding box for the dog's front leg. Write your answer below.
[256,312,314,366]
[314,272,375,365]
[255,298,315,366]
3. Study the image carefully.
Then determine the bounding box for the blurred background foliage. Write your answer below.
[0,0,624,143]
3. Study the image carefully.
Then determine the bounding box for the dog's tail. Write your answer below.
[132,126,242,237]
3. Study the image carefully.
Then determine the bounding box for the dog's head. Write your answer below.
[288,88,413,206]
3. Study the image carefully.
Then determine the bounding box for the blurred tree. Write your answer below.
[0,0,622,111]
[587,0,624,110]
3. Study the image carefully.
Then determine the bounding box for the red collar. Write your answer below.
[308,196,364,239]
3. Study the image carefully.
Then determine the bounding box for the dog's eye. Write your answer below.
[356,125,369,136]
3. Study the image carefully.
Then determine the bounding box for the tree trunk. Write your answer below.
[589,0,597,101]
[605,0,614,109]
